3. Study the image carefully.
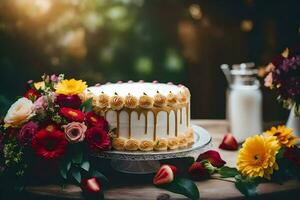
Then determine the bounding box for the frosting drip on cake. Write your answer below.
[85,81,192,151]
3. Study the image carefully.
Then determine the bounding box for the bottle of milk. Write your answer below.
[221,63,262,143]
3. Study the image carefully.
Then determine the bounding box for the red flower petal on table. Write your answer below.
[24,88,40,100]
[56,94,82,109]
[153,165,174,185]
[81,177,101,194]
[60,107,85,122]
[85,127,111,152]
[85,112,108,130]
[188,162,209,179]
[32,129,68,160]
[219,133,238,151]
[196,150,226,168]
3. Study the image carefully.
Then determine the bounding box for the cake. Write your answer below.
[85,81,193,151]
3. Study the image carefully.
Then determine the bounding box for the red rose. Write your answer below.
[56,94,82,109]
[32,129,68,160]
[188,162,210,179]
[85,127,111,152]
[60,107,85,122]
[24,88,40,100]
[81,177,101,194]
[85,112,108,130]
[284,147,300,168]
[196,150,226,168]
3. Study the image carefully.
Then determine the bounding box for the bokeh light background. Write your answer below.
[0,0,299,120]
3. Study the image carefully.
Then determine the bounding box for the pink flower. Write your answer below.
[264,73,273,88]
[18,121,39,146]
[265,63,275,73]
[63,122,87,143]
[34,96,48,112]
[50,74,59,82]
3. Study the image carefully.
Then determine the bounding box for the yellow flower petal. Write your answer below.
[237,135,280,179]
[55,79,87,95]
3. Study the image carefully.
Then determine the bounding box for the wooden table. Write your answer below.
[25,120,300,200]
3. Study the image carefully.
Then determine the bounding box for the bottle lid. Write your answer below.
[231,62,258,76]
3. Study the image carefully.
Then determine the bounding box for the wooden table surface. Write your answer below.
[25,120,300,200]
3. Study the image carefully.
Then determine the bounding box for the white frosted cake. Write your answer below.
[85,81,193,151]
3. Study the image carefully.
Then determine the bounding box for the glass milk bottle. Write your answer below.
[221,63,262,143]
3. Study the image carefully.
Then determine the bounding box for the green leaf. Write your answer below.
[72,152,83,164]
[234,175,258,197]
[159,178,200,200]
[81,98,93,112]
[276,148,285,160]
[60,167,67,180]
[81,161,90,171]
[218,166,239,178]
[71,168,82,184]
[59,160,72,180]
[92,170,109,184]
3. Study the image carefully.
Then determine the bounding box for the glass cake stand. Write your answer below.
[92,125,212,174]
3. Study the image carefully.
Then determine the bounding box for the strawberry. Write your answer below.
[153,165,175,185]
[81,177,101,193]
[219,133,238,150]
[165,164,178,176]
[188,162,209,179]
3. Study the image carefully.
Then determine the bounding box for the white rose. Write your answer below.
[4,97,35,126]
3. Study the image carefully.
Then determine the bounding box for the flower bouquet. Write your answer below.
[0,74,112,198]
[264,47,300,115]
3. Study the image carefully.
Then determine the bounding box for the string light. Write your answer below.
[14,0,52,17]
[189,4,202,20]
[240,19,253,32]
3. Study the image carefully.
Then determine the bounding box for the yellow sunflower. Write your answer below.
[237,135,280,179]
[55,79,87,95]
[265,125,298,148]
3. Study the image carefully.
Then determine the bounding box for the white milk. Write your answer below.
[228,84,262,143]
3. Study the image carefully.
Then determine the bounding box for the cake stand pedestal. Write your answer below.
[92,125,212,174]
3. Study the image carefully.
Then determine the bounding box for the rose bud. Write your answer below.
[197,150,226,168]
[85,112,109,130]
[188,162,209,179]
[56,94,82,109]
[18,121,39,146]
[24,88,40,101]
[81,177,101,194]
[153,165,176,185]
[219,133,238,151]
[63,122,87,143]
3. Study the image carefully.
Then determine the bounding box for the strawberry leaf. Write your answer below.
[234,175,258,197]
[71,168,82,184]
[81,161,90,171]
[218,166,239,178]
[159,178,200,200]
